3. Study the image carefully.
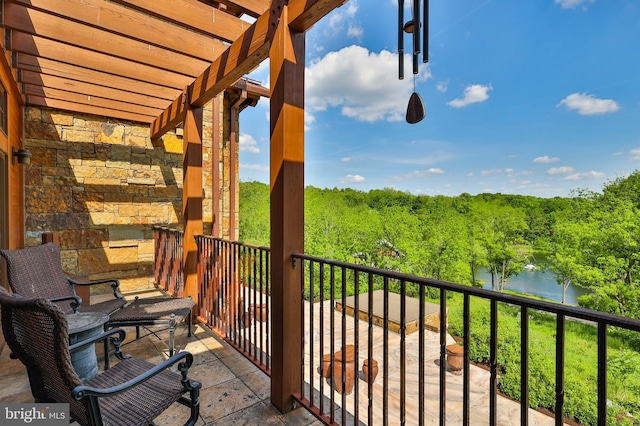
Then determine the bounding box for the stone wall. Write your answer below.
[23,94,237,294]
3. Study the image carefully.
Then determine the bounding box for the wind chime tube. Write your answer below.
[398,0,404,79]
[413,0,421,55]
[412,0,420,74]
[423,0,429,63]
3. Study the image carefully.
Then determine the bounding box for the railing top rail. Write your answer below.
[152,226,184,232]
[292,252,640,332]
[194,235,271,252]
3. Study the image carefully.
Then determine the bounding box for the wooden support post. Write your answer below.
[182,101,203,301]
[269,3,305,413]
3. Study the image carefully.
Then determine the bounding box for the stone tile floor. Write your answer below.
[0,305,321,426]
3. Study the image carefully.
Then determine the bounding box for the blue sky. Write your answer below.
[238,0,640,198]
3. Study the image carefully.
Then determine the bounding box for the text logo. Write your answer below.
[1,404,68,425]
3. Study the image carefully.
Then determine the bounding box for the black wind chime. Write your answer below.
[399,0,428,124]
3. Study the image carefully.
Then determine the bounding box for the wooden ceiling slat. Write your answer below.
[150,0,348,139]
[17,55,181,101]
[27,95,155,123]
[4,4,210,76]
[7,0,228,63]
[110,0,248,43]
[20,70,169,109]
[11,32,193,89]
[24,85,164,117]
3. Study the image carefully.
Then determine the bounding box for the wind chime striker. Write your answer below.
[399,0,429,124]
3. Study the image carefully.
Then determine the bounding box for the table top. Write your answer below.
[67,312,108,335]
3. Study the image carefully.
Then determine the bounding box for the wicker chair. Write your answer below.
[0,243,195,357]
[0,290,201,426]
[0,243,126,316]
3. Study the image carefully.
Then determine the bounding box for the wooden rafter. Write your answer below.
[150,0,348,139]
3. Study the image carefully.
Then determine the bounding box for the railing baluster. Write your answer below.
[439,288,447,426]
[400,279,406,425]
[340,267,347,425]
[463,293,470,426]
[490,299,498,426]
[330,264,335,424]
[598,322,607,425]
[555,313,565,426]
[353,269,360,425]
[309,258,315,409]
[419,284,425,426]
[367,272,374,426]
[383,276,389,426]
[521,305,529,426]
[319,262,325,416]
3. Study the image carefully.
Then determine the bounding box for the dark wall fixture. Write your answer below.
[399,0,428,124]
[12,147,31,165]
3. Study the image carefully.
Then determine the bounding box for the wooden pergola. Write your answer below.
[3,0,349,412]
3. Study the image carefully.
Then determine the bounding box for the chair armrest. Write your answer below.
[67,277,123,300]
[69,328,130,361]
[72,351,201,400]
[50,295,82,313]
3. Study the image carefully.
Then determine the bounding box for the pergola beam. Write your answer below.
[150,0,348,140]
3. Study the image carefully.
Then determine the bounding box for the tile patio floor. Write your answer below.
[0,290,568,425]
[0,290,320,426]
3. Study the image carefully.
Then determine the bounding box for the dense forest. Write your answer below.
[240,170,640,318]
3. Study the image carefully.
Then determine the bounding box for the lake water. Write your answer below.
[475,267,590,306]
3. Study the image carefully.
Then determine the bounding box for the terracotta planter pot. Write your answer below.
[333,361,355,394]
[320,353,332,378]
[250,304,268,322]
[362,359,378,384]
[332,345,356,394]
[241,312,252,328]
[446,344,464,371]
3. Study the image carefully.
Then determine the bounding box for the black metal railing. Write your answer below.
[292,253,640,426]
[194,235,271,374]
[153,231,640,425]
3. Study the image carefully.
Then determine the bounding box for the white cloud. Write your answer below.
[394,168,445,181]
[239,133,260,154]
[448,84,493,108]
[347,23,363,38]
[436,81,448,93]
[327,1,359,35]
[547,166,575,175]
[240,163,268,172]
[304,110,316,131]
[341,157,351,162]
[565,171,605,180]
[480,168,501,176]
[558,93,620,115]
[630,148,640,161]
[555,0,596,9]
[306,45,430,122]
[533,155,560,164]
[339,174,365,183]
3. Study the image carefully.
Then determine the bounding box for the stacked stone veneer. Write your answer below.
[23,95,238,294]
